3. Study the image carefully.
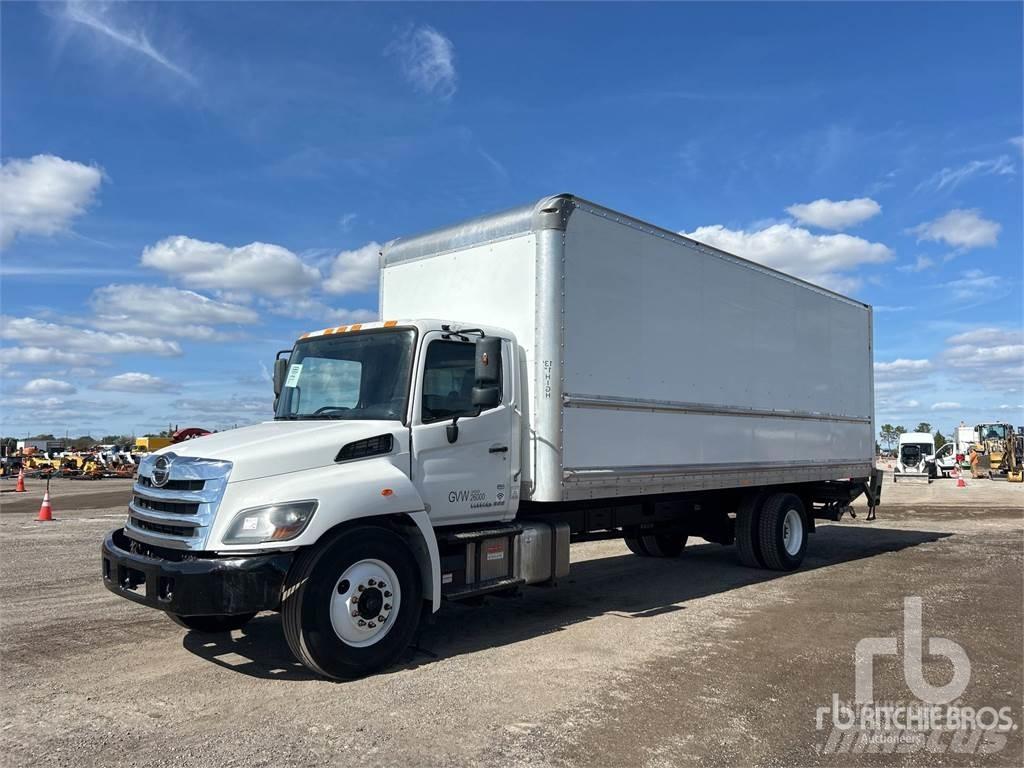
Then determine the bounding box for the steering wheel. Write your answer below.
[312,405,352,415]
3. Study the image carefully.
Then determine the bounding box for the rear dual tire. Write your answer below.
[735,492,808,571]
[623,532,687,557]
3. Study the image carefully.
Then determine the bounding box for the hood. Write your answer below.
[159,419,404,482]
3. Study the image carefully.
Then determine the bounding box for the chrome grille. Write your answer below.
[137,476,205,491]
[124,452,231,551]
[132,495,200,516]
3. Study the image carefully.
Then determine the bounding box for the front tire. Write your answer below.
[282,526,422,680]
[167,612,256,632]
[757,493,808,571]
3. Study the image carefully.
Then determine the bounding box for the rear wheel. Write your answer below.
[282,526,422,680]
[757,493,808,571]
[623,536,649,556]
[640,533,686,557]
[167,612,256,633]
[735,493,765,568]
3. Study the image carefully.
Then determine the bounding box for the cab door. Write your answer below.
[410,333,515,526]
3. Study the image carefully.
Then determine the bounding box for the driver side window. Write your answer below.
[421,340,501,423]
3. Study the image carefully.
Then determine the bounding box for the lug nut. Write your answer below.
[368,622,376,629]
[383,591,392,598]
[377,615,385,622]
[358,619,366,627]
[368,579,376,587]
[378,583,386,590]
[357,584,365,592]
[384,603,391,611]
[351,610,359,617]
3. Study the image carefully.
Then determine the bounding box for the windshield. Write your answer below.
[275,330,415,421]
[978,424,1007,440]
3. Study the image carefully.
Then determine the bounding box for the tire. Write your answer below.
[282,526,422,680]
[167,612,256,632]
[735,493,766,568]
[640,533,686,557]
[623,536,649,556]
[757,493,808,571]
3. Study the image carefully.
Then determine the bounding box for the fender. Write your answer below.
[209,454,442,611]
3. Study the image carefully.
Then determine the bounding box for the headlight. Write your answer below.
[222,500,318,544]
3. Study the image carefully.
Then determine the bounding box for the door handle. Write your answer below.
[488,445,508,454]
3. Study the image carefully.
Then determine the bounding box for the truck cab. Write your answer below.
[102,320,533,678]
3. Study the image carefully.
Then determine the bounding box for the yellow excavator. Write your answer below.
[971,423,1022,482]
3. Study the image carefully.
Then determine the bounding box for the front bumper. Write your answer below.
[101,528,293,616]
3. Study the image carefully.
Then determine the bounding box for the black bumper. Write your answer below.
[101,528,293,616]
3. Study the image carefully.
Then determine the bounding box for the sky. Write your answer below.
[1,1,1021,440]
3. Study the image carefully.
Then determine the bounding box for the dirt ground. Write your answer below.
[1,473,1021,767]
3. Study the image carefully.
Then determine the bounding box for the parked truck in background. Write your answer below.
[894,431,935,481]
[101,194,882,679]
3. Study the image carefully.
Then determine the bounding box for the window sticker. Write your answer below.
[284,363,303,388]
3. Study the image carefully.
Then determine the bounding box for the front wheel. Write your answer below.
[167,612,256,633]
[282,526,423,680]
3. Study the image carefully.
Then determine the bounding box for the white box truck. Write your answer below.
[102,194,881,679]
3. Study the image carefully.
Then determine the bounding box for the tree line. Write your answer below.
[878,423,947,452]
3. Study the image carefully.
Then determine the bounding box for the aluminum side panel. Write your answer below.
[561,207,874,491]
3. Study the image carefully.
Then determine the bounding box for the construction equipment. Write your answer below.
[1010,429,1023,483]
[972,423,1020,480]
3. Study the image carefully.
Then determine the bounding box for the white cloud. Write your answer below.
[338,212,358,232]
[931,401,962,411]
[943,327,1024,393]
[21,378,76,395]
[89,284,258,340]
[683,222,892,293]
[896,255,935,273]
[58,1,196,84]
[917,156,1015,193]
[944,269,1003,302]
[1,316,181,356]
[785,197,881,230]
[873,358,934,397]
[142,236,320,297]
[323,241,382,295]
[385,24,456,100]
[262,297,378,325]
[0,346,102,367]
[1011,136,1024,156]
[874,358,933,378]
[0,155,103,247]
[910,209,1000,250]
[96,372,176,393]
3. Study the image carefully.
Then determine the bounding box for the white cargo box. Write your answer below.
[382,194,875,503]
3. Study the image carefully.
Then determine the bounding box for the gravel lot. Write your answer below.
[1,474,1021,767]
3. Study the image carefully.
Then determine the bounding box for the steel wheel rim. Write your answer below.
[782,508,803,556]
[330,558,401,647]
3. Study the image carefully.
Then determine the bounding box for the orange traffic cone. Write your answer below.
[956,468,967,488]
[37,491,53,522]
[15,468,26,493]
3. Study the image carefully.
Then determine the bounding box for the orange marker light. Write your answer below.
[380,488,394,497]
[383,320,397,327]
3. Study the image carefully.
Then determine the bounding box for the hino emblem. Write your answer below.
[151,455,172,487]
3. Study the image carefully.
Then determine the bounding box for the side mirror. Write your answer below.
[471,336,502,410]
[273,357,289,397]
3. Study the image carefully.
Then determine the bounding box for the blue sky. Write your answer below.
[1,1,1021,439]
